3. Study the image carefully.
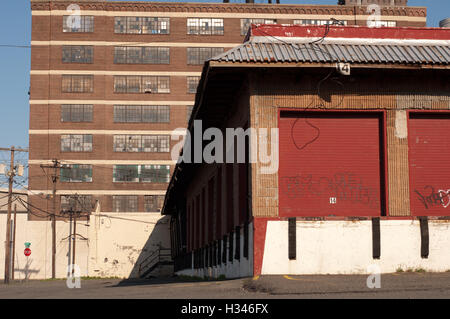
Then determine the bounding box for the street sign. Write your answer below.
[24,248,31,257]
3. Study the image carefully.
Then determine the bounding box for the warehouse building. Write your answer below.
[163,24,450,278]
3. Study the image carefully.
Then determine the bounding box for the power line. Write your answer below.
[0,44,31,48]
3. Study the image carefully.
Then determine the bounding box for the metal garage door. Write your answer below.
[409,112,450,216]
[279,111,385,217]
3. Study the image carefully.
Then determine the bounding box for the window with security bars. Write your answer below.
[60,164,93,182]
[62,46,93,63]
[293,19,348,26]
[114,17,169,34]
[114,47,169,64]
[62,75,93,93]
[187,77,200,94]
[61,195,94,212]
[240,19,276,35]
[113,135,170,153]
[61,105,93,122]
[112,196,138,212]
[370,20,397,27]
[144,195,165,212]
[63,15,94,32]
[113,165,170,183]
[113,105,169,123]
[61,135,93,152]
[114,76,170,93]
[187,47,224,65]
[187,18,224,35]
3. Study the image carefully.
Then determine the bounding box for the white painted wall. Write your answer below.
[176,223,254,279]
[0,203,171,279]
[261,220,450,275]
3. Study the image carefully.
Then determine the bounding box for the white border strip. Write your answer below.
[29,190,167,196]
[251,36,450,46]
[30,70,202,76]
[30,100,194,105]
[28,160,177,165]
[31,40,239,47]
[29,129,184,135]
[31,10,426,22]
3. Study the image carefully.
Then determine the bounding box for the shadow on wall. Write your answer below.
[127,215,172,279]
[14,258,39,280]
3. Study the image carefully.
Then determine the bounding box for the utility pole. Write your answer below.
[40,159,61,279]
[62,194,83,276]
[72,209,77,275]
[1,146,28,284]
[12,204,17,280]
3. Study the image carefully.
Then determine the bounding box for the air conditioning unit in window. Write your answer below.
[144,82,152,94]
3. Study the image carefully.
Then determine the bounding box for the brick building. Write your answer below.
[163,24,450,278]
[28,0,426,219]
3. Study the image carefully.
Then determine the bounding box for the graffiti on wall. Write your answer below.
[415,186,450,209]
[280,172,379,209]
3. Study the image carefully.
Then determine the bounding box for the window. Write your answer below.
[113,135,170,153]
[61,105,93,122]
[369,20,397,27]
[113,165,170,183]
[61,195,93,212]
[60,164,93,182]
[62,46,93,63]
[187,47,224,65]
[187,18,224,35]
[114,17,169,34]
[112,196,138,212]
[140,165,170,183]
[240,19,276,35]
[114,47,169,64]
[113,165,139,182]
[61,135,93,152]
[113,105,169,123]
[62,75,93,93]
[114,76,170,93]
[293,19,348,26]
[187,76,200,94]
[63,15,94,32]
[144,195,165,212]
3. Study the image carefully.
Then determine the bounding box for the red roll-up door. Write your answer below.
[409,113,450,216]
[279,111,384,217]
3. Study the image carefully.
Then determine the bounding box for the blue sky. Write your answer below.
[0,0,448,151]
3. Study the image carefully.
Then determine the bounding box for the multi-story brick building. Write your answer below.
[28,0,427,218]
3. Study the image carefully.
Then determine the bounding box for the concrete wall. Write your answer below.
[261,220,450,275]
[176,222,253,279]
[0,204,171,280]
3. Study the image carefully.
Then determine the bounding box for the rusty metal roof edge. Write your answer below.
[210,40,450,66]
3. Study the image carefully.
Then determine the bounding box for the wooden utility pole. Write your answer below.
[40,159,61,279]
[72,211,77,275]
[1,146,28,284]
[3,147,14,284]
[12,204,17,280]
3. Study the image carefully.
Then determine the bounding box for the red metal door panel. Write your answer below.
[279,112,383,217]
[409,113,450,216]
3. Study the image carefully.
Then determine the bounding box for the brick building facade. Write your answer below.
[29,0,426,219]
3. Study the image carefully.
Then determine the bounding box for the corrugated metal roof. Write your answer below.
[210,41,450,65]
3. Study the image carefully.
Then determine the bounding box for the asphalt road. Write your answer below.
[0,272,450,299]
